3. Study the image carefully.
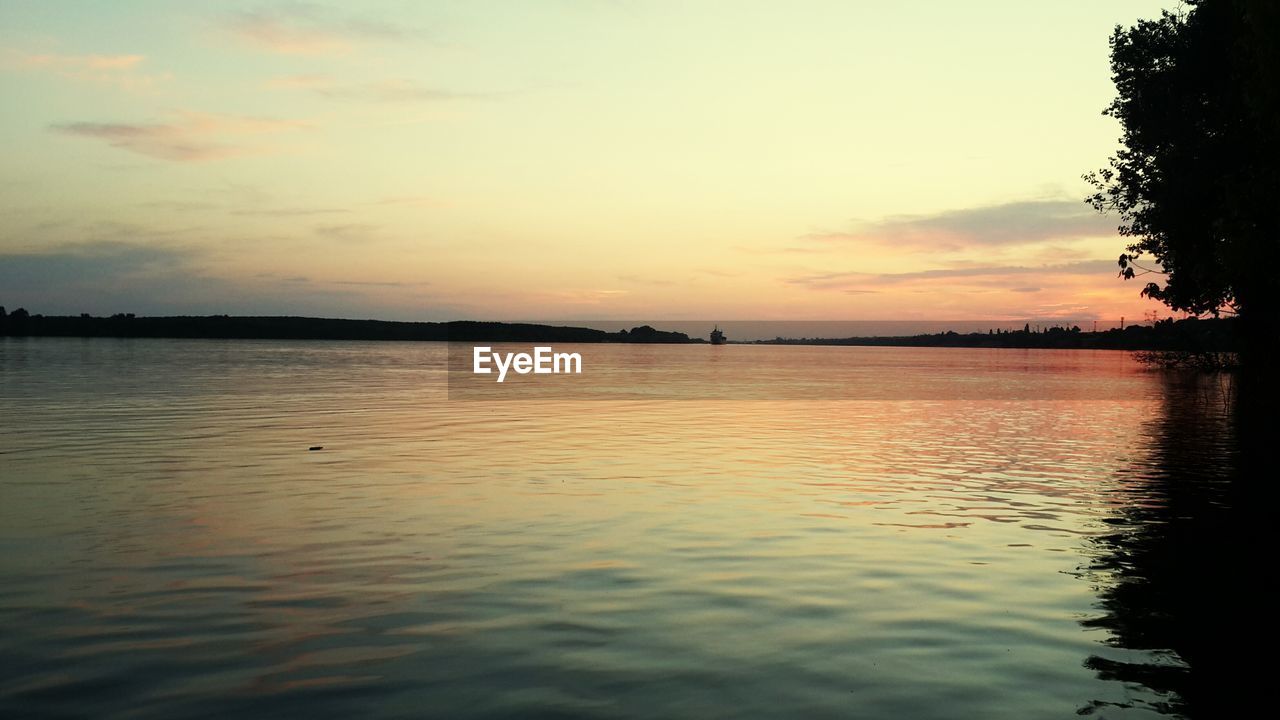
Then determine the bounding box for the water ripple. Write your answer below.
[0,338,1231,718]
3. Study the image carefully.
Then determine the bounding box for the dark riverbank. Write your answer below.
[754,317,1237,353]
[0,310,696,344]
[0,309,1238,354]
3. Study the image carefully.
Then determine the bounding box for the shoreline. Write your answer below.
[1,312,1237,354]
[0,314,698,344]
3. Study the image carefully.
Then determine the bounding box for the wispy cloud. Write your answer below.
[2,48,169,90]
[317,79,475,103]
[695,267,740,278]
[233,207,349,217]
[802,199,1115,252]
[542,289,630,306]
[371,194,444,207]
[50,111,310,162]
[226,4,413,55]
[139,200,222,212]
[0,242,209,313]
[314,223,379,242]
[6,51,144,70]
[268,74,476,103]
[332,279,431,288]
[787,260,1118,292]
[264,73,333,89]
[616,274,676,287]
[0,241,450,319]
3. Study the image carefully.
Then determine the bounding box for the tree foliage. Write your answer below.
[1086,0,1278,327]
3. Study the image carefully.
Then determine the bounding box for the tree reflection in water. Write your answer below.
[1078,372,1270,717]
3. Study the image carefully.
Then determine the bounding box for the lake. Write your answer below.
[0,338,1249,718]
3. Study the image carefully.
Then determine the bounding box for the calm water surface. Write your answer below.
[0,339,1245,718]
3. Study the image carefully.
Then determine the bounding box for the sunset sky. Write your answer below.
[1,1,1174,322]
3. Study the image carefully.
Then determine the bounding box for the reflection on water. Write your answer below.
[0,338,1256,718]
[1078,373,1265,718]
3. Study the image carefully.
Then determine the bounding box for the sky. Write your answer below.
[0,0,1176,322]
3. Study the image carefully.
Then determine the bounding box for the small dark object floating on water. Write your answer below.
[309,446,324,451]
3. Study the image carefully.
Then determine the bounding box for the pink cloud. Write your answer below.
[800,199,1117,252]
[265,73,333,89]
[2,49,167,90]
[226,6,409,55]
[10,51,145,70]
[50,111,310,162]
[786,260,1120,292]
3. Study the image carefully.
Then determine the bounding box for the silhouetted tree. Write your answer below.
[3,307,29,335]
[1086,0,1279,373]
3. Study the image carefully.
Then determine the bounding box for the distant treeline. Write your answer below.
[756,317,1237,353]
[0,308,696,344]
[0,308,1238,353]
